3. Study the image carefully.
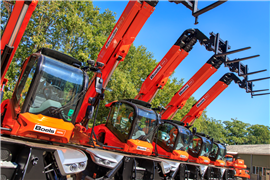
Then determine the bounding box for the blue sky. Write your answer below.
[93,1,270,126]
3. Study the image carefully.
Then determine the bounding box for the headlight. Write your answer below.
[78,162,86,170]
[70,164,77,171]
[92,154,114,168]
[54,149,88,176]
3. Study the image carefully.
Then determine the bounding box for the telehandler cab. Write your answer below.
[92,99,158,155]
[205,141,227,179]
[0,48,104,179]
[152,120,193,179]
[225,153,250,179]
[77,99,162,180]
[186,132,213,179]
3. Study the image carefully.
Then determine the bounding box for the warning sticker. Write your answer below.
[150,65,162,80]
[55,129,66,136]
[105,27,118,49]
[196,98,206,108]
[178,84,189,96]
[68,109,74,116]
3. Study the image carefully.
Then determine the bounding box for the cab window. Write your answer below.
[107,103,135,142]
[189,135,202,155]
[209,143,218,159]
[15,56,38,108]
[157,123,178,152]
[132,106,156,142]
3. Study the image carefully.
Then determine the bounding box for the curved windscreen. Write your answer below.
[209,143,218,159]
[106,102,157,143]
[175,126,192,151]
[29,56,84,121]
[107,102,135,142]
[200,138,212,157]
[132,105,157,143]
[217,143,226,160]
[225,156,233,162]
[157,123,178,152]
[188,136,202,156]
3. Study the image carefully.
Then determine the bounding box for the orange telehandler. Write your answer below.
[131,29,230,180]
[0,0,87,180]
[225,153,250,179]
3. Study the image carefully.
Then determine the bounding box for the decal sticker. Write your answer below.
[161,58,168,66]
[137,146,147,151]
[105,27,118,49]
[178,84,189,96]
[150,65,162,80]
[34,125,66,136]
[196,98,206,108]
[55,129,66,136]
[68,109,74,116]
[188,79,194,85]
[34,125,56,134]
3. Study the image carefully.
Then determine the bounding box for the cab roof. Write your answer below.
[37,48,82,68]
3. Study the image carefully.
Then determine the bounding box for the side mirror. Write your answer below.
[86,105,94,120]
[157,114,162,125]
[192,127,197,135]
[95,77,103,94]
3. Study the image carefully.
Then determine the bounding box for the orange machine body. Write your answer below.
[235,169,250,179]
[189,155,210,165]
[89,124,153,156]
[152,142,189,161]
[225,155,250,179]
[210,160,225,167]
[1,100,74,143]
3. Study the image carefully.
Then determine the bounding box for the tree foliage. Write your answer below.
[223,118,250,145]
[1,1,115,100]
[247,124,270,144]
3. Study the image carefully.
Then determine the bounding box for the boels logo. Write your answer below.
[136,146,147,151]
[34,125,66,136]
[180,155,186,158]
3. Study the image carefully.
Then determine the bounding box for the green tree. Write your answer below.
[193,113,226,142]
[1,1,13,34]
[1,1,116,101]
[247,124,270,144]
[223,118,250,145]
